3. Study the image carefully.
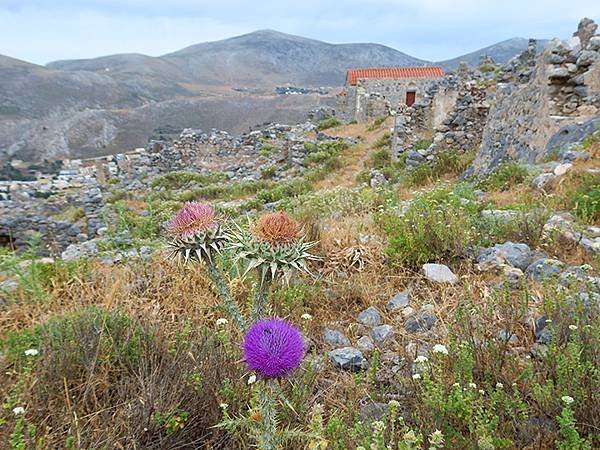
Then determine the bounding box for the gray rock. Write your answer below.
[372,325,394,345]
[324,328,351,347]
[477,242,534,271]
[497,330,519,344]
[61,240,99,261]
[404,310,438,333]
[548,67,570,80]
[422,263,458,284]
[526,258,564,282]
[357,335,375,352]
[359,401,389,422]
[328,347,367,371]
[531,173,556,189]
[386,290,410,312]
[357,306,382,327]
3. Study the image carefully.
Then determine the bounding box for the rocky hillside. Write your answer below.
[1,30,544,164]
[438,37,549,69]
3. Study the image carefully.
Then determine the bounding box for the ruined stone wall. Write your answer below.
[469,23,600,176]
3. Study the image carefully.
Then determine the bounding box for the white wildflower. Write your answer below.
[412,373,422,380]
[478,389,485,395]
[414,355,428,364]
[12,406,25,415]
[468,382,477,389]
[496,382,504,389]
[403,430,418,444]
[429,429,444,446]
[247,374,257,385]
[301,313,313,320]
[568,325,578,331]
[24,349,38,357]
[561,396,574,405]
[219,403,229,409]
[452,382,461,388]
[216,318,228,327]
[432,344,448,355]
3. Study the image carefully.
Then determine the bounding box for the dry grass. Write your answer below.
[316,117,393,189]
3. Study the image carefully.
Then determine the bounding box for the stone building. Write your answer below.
[336,66,445,122]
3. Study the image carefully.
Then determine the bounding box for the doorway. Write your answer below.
[406,91,416,106]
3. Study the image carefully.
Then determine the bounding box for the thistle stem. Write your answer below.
[259,379,278,450]
[205,262,247,331]
[252,278,272,322]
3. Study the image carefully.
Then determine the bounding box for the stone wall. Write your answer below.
[468,20,600,176]
[391,75,491,167]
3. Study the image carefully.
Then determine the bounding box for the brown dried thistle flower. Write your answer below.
[251,212,302,247]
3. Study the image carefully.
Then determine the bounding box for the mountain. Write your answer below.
[437,38,549,70]
[48,30,429,88]
[1,30,541,163]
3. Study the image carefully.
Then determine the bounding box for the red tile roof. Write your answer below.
[346,66,444,86]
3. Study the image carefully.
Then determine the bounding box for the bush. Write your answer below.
[572,184,600,223]
[0,308,241,448]
[372,132,391,150]
[414,139,433,150]
[151,171,229,190]
[478,163,530,191]
[317,117,341,131]
[378,185,480,267]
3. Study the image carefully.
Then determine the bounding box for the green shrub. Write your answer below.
[378,185,479,267]
[478,163,530,191]
[572,184,600,223]
[317,117,341,131]
[372,132,391,150]
[151,171,229,190]
[370,149,390,169]
[261,165,276,179]
[414,139,433,151]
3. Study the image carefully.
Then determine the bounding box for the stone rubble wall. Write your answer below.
[468,20,600,176]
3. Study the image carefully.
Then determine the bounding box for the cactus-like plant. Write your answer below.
[166,201,227,264]
[166,201,247,330]
[229,212,319,285]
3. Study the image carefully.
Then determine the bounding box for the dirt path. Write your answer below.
[315,117,393,190]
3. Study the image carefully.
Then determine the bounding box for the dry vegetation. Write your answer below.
[1,120,599,449]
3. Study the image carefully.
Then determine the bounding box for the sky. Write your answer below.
[1,0,599,65]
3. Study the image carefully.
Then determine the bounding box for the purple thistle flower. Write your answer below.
[242,318,305,379]
[167,201,218,239]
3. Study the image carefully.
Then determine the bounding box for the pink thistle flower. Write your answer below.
[242,318,305,379]
[167,202,218,239]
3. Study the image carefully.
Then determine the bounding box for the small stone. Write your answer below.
[526,258,564,282]
[422,263,458,284]
[324,328,351,347]
[328,347,367,371]
[404,310,438,333]
[357,306,382,327]
[386,291,410,312]
[497,330,519,344]
[402,306,415,318]
[553,163,573,176]
[504,267,524,288]
[357,335,375,352]
[372,325,394,345]
[531,173,556,189]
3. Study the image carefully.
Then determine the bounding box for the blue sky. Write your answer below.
[1,0,598,64]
